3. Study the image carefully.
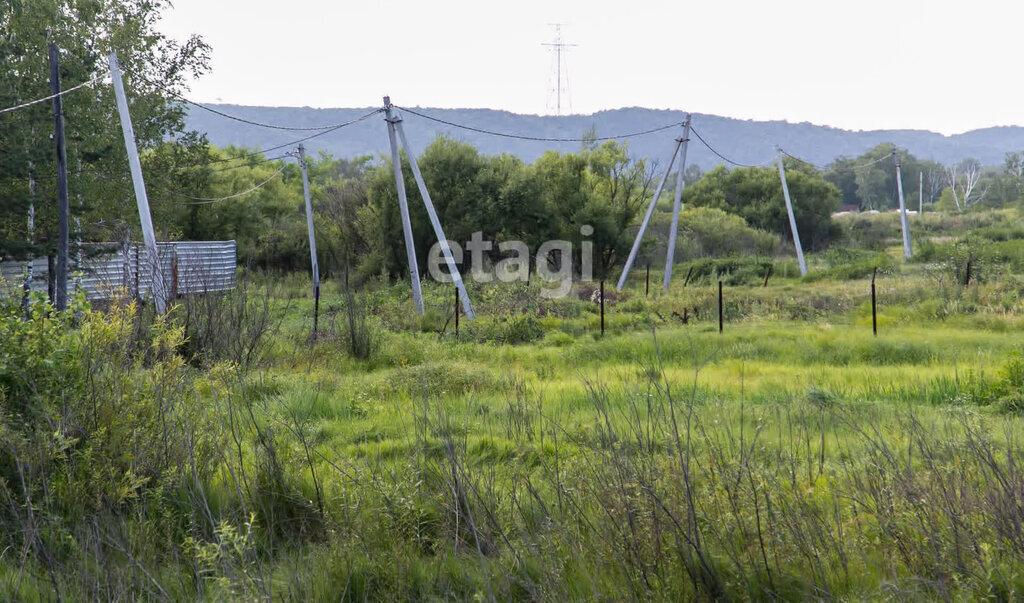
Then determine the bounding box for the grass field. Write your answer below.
[3,211,1024,600]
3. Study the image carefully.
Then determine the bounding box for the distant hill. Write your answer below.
[184,105,1024,169]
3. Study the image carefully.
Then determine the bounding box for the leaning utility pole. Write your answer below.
[297,144,321,334]
[394,117,476,318]
[108,52,166,314]
[50,42,70,310]
[663,115,691,290]
[383,96,424,314]
[616,134,684,290]
[893,151,912,259]
[775,146,807,276]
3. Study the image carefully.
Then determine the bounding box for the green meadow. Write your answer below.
[4,210,1024,600]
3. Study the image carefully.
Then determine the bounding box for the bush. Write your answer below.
[0,296,219,519]
[839,213,899,250]
[677,257,775,286]
[804,248,895,281]
[676,207,779,259]
[462,313,545,345]
[340,289,379,359]
[179,275,276,369]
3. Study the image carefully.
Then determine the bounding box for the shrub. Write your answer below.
[0,297,219,519]
[677,206,779,258]
[340,289,379,359]
[179,275,276,369]
[677,257,775,286]
[462,313,545,345]
[804,248,895,281]
[839,212,899,250]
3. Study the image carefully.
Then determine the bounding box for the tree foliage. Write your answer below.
[825,144,944,212]
[0,0,209,259]
[683,161,841,251]
[357,137,652,281]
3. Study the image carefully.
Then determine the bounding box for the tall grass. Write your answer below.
[4,209,1024,599]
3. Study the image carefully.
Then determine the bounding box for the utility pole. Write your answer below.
[616,137,682,290]
[50,42,69,311]
[74,151,83,293]
[918,171,923,215]
[382,96,424,314]
[394,117,476,318]
[775,146,807,276]
[23,200,34,317]
[297,144,321,335]
[542,24,576,115]
[109,52,166,314]
[663,116,691,290]
[22,140,37,317]
[894,151,912,259]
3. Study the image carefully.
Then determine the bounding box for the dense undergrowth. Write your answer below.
[2,209,1024,600]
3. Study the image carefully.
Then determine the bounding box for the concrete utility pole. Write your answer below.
[616,137,683,290]
[50,42,70,310]
[23,200,34,317]
[383,96,424,314]
[663,116,691,290]
[74,151,83,293]
[109,51,166,314]
[894,151,913,259]
[775,147,807,276]
[297,144,321,333]
[394,119,476,319]
[919,170,923,215]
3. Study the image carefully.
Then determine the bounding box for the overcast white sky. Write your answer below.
[158,0,1024,135]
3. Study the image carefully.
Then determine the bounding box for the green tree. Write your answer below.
[684,161,840,251]
[0,0,210,260]
[357,137,651,283]
[826,145,936,212]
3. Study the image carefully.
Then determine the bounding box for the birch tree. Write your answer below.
[945,158,986,211]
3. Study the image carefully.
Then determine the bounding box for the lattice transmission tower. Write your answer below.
[542,24,576,115]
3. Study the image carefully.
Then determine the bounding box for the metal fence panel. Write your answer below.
[1,241,236,303]
[0,258,48,293]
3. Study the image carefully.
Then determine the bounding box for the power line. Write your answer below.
[690,126,773,168]
[117,60,374,133]
[778,148,894,172]
[154,164,287,204]
[174,95,371,132]
[394,105,686,142]
[0,73,105,115]
[173,108,384,171]
[205,155,289,173]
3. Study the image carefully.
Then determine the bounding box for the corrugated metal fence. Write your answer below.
[0,240,236,302]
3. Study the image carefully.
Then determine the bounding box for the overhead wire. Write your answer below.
[172,95,371,132]
[690,125,774,168]
[153,164,288,204]
[779,148,894,172]
[0,73,106,115]
[0,57,916,179]
[172,109,384,171]
[204,154,289,173]
[117,59,374,132]
[393,105,687,142]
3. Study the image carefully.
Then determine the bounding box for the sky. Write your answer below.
[157,0,1024,136]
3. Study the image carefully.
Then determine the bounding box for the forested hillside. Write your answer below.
[185,104,1024,168]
